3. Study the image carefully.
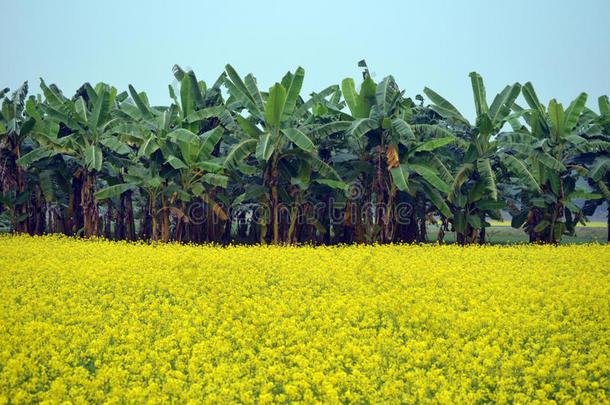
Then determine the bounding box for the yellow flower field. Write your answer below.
[0,235,609,404]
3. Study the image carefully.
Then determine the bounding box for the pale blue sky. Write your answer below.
[2,0,609,119]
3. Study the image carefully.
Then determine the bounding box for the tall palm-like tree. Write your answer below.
[19,81,124,237]
[223,65,342,244]
[424,73,525,244]
[0,82,39,233]
[501,83,607,243]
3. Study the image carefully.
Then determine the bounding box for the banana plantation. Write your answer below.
[1,61,609,245]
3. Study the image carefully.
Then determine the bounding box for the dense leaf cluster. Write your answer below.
[1,61,609,244]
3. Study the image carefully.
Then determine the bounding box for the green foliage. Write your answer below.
[1,62,606,245]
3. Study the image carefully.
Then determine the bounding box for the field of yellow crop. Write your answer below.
[0,235,609,403]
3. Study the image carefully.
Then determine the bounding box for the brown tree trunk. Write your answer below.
[114,189,125,241]
[15,146,29,234]
[125,190,135,241]
[437,217,448,244]
[215,200,227,243]
[457,231,464,245]
[175,201,186,243]
[342,200,355,244]
[271,164,279,244]
[52,206,61,234]
[418,214,427,243]
[406,209,419,243]
[456,227,477,245]
[456,225,474,246]
[161,194,170,243]
[138,194,153,241]
[206,193,215,243]
[479,223,486,245]
[81,169,100,238]
[237,209,248,241]
[104,201,113,239]
[223,214,232,245]
[33,186,46,235]
[151,215,158,241]
[150,193,159,242]
[189,202,204,244]
[287,203,299,244]
[65,173,83,236]
[383,188,396,243]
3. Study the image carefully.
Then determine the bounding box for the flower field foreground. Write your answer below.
[0,235,609,404]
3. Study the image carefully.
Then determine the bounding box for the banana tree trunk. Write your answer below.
[352,201,363,244]
[271,163,279,244]
[175,201,186,242]
[456,229,474,245]
[125,190,135,241]
[237,209,248,241]
[259,211,268,244]
[114,181,126,241]
[456,231,465,245]
[151,193,159,242]
[47,204,53,233]
[115,193,124,240]
[223,214,232,245]
[189,203,203,244]
[342,200,355,244]
[479,224,486,245]
[383,187,396,243]
[161,194,170,243]
[403,207,419,243]
[65,173,84,236]
[204,192,227,243]
[81,169,100,238]
[287,202,299,244]
[52,206,61,234]
[418,214,427,243]
[205,192,214,243]
[139,193,153,241]
[15,145,29,234]
[104,201,113,239]
[32,186,46,235]
[152,215,158,241]
[548,205,560,245]
[456,225,476,246]
[375,191,384,243]
[437,216,448,244]
[478,214,486,245]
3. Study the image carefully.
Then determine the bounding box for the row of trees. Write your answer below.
[1,61,609,245]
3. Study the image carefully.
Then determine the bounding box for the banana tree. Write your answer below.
[163,126,229,242]
[340,71,409,243]
[21,80,123,237]
[105,77,231,243]
[424,73,524,244]
[0,82,42,233]
[565,95,610,242]
[18,90,89,236]
[338,75,457,243]
[222,84,344,245]
[222,64,341,244]
[104,84,178,241]
[170,66,238,242]
[300,61,453,243]
[501,83,607,243]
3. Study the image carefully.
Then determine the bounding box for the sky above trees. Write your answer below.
[2,0,609,120]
